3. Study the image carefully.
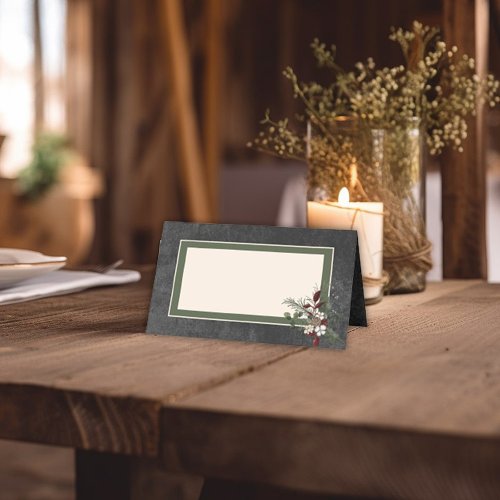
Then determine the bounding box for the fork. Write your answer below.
[89,259,124,274]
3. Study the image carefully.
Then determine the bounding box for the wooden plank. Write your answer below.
[161,0,212,222]
[66,0,92,157]
[351,279,476,328]
[87,0,110,263]
[0,270,299,455]
[0,384,159,456]
[161,282,500,497]
[130,0,183,261]
[277,0,296,121]
[88,0,186,263]
[441,0,489,278]
[163,408,500,499]
[109,0,137,263]
[203,0,224,219]
[1,277,494,496]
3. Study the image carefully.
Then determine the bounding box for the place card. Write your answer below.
[147,222,366,349]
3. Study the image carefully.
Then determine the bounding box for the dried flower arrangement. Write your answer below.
[248,21,500,293]
[250,21,499,160]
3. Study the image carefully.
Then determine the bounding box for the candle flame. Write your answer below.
[350,163,358,189]
[338,187,350,206]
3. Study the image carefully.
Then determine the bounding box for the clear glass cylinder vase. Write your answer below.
[305,116,432,297]
[306,117,386,304]
[373,118,431,294]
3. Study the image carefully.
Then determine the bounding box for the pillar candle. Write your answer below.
[307,188,384,303]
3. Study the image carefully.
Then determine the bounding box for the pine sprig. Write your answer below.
[283,288,339,346]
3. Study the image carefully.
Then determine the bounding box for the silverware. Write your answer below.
[89,259,124,274]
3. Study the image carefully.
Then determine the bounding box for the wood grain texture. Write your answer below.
[0,269,299,455]
[66,0,92,158]
[81,0,184,263]
[203,0,225,218]
[2,274,498,497]
[441,0,489,278]
[164,409,500,499]
[161,0,212,222]
[0,384,159,456]
[162,282,500,498]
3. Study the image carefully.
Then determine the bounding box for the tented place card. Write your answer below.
[147,222,366,349]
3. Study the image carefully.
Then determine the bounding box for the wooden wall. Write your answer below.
[221,0,442,160]
[68,0,187,263]
[441,0,490,279]
[65,0,496,277]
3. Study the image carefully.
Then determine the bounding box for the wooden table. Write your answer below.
[1,271,500,499]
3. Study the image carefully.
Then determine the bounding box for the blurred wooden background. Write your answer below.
[65,0,447,264]
[1,1,500,498]
[1,0,498,275]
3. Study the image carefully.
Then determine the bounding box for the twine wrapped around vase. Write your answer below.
[381,187,433,293]
[362,271,389,287]
[333,200,432,294]
[384,241,432,292]
[384,241,432,268]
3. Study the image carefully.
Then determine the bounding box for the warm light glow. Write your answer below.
[338,187,350,206]
[350,163,358,189]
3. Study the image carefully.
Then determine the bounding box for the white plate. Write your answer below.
[0,248,67,289]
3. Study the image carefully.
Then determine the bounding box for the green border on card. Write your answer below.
[168,240,334,326]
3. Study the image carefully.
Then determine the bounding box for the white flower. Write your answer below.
[316,324,327,336]
[303,325,314,336]
[303,310,328,336]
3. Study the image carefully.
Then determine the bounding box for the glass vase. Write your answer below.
[306,117,386,304]
[305,116,432,296]
[373,118,432,294]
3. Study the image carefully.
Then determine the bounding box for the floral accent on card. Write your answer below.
[283,288,339,347]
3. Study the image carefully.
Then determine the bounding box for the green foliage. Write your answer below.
[283,288,339,345]
[17,134,71,200]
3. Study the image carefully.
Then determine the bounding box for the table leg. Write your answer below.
[199,478,371,499]
[75,449,203,500]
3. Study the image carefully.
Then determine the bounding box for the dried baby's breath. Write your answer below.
[248,21,500,160]
[248,21,499,293]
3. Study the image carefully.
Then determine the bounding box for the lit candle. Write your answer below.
[307,188,384,303]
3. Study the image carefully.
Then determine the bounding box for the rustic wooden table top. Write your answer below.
[1,271,500,499]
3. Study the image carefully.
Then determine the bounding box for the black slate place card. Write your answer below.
[147,222,366,349]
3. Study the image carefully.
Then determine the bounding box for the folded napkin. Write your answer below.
[0,269,141,305]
